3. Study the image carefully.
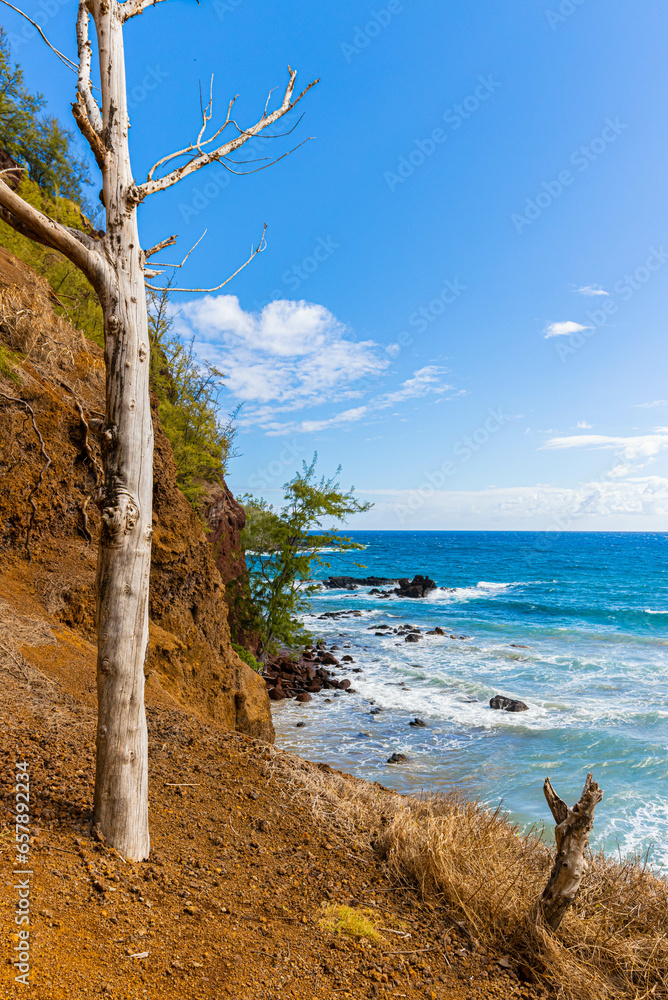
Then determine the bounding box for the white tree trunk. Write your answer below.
[91,1,152,861]
[0,0,316,864]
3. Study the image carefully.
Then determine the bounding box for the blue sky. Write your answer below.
[5,0,668,528]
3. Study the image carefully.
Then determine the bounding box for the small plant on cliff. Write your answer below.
[241,456,372,657]
[232,642,262,674]
[319,904,384,943]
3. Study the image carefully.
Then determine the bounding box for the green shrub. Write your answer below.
[232,643,262,674]
[0,342,19,383]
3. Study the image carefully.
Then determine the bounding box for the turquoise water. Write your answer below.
[271,532,668,869]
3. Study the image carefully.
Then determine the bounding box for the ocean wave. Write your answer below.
[425,580,525,602]
[313,545,368,553]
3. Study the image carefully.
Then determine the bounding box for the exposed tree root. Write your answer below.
[0,391,52,561]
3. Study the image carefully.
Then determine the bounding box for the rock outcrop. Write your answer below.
[203,481,259,651]
[490,695,529,713]
[396,575,438,598]
[322,573,441,598]
[263,641,355,701]
[321,575,399,590]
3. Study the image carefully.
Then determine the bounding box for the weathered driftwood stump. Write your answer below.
[537,773,603,931]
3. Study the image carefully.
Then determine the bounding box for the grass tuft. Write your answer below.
[319,903,384,943]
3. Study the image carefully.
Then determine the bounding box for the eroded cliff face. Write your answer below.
[0,246,274,742]
[203,482,259,653]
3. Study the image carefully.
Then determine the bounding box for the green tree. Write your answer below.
[0,29,91,204]
[241,458,372,657]
[148,288,237,504]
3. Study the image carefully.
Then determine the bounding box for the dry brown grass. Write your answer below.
[0,597,56,652]
[272,752,668,1000]
[0,283,92,378]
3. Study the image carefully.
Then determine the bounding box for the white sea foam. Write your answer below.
[275,545,668,864]
[606,800,668,870]
[425,580,524,603]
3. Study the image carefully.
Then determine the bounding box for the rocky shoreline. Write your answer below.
[262,593,531,722]
[321,573,443,599]
[263,645,357,704]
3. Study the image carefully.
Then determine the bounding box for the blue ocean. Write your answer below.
[271,532,668,868]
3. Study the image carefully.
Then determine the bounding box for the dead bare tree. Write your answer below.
[0,0,317,861]
[537,773,604,931]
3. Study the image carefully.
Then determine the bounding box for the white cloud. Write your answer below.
[543,320,593,338]
[171,294,389,421]
[576,285,609,296]
[356,477,668,530]
[171,295,459,435]
[261,366,456,436]
[576,420,593,429]
[542,429,668,464]
[376,366,454,406]
[635,400,668,409]
[607,464,631,479]
[298,407,369,433]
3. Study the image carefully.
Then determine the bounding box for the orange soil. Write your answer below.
[0,597,543,1000]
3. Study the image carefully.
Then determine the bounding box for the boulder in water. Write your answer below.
[395,575,438,598]
[490,694,529,713]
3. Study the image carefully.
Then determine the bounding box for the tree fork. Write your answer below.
[536,772,603,931]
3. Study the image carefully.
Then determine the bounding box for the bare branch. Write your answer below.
[196,76,215,155]
[228,110,305,141]
[145,223,267,293]
[72,3,106,166]
[543,777,569,826]
[145,95,238,183]
[263,86,278,116]
[76,2,103,131]
[0,202,101,255]
[219,137,311,176]
[0,0,79,73]
[147,229,207,268]
[72,96,107,170]
[120,0,169,22]
[0,179,106,292]
[135,68,319,201]
[144,235,178,259]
